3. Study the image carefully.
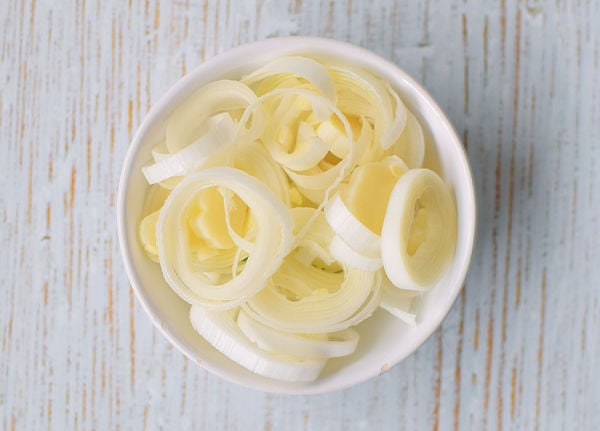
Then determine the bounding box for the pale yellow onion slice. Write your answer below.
[381,169,457,290]
[243,208,381,333]
[290,207,335,267]
[236,88,357,239]
[148,143,186,190]
[139,210,160,262]
[141,183,171,216]
[283,117,372,205]
[329,235,382,271]
[166,80,264,152]
[190,247,242,275]
[143,113,236,184]
[329,66,407,149]
[343,155,409,235]
[244,258,381,333]
[292,185,325,207]
[237,310,359,359]
[385,111,425,169]
[379,276,420,326]
[382,83,409,149]
[324,193,381,257]
[242,56,336,103]
[220,189,254,253]
[233,140,290,206]
[290,207,333,239]
[252,76,304,97]
[323,156,408,264]
[285,116,372,189]
[262,93,312,150]
[238,89,355,187]
[259,96,336,180]
[315,116,360,159]
[265,121,331,171]
[190,307,326,382]
[157,168,293,308]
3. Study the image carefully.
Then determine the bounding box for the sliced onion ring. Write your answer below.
[381,169,457,290]
[190,307,326,382]
[157,167,293,308]
[237,310,359,358]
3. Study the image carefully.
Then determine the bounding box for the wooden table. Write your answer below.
[1,0,598,429]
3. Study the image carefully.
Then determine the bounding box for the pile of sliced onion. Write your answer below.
[138,56,458,382]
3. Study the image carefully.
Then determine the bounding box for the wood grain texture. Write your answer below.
[1,0,599,429]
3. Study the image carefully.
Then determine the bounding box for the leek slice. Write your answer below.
[379,276,420,326]
[385,111,425,169]
[265,121,331,171]
[243,208,382,333]
[237,310,359,359]
[329,66,406,149]
[244,263,381,333]
[381,169,457,290]
[166,80,262,153]
[143,114,236,184]
[233,140,290,206]
[324,193,381,257]
[190,307,326,382]
[283,117,371,205]
[157,168,293,308]
[343,155,408,236]
[242,56,336,103]
[139,210,160,262]
[329,235,382,271]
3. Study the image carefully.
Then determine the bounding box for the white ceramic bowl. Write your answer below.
[117,37,476,394]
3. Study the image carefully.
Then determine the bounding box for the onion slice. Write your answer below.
[157,168,293,308]
[244,261,381,333]
[379,276,420,326]
[329,235,382,272]
[166,80,262,153]
[324,193,381,257]
[242,56,336,103]
[237,310,359,359]
[381,169,457,290]
[329,66,406,150]
[143,114,236,184]
[190,307,326,382]
[385,111,425,169]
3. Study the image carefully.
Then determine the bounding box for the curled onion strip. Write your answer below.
[379,276,419,326]
[236,88,356,240]
[265,122,331,171]
[166,80,263,153]
[143,113,236,184]
[385,111,425,169]
[237,310,359,359]
[381,169,457,290]
[157,168,293,308]
[190,307,326,382]
[242,56,337,103]
[329,235,382,271]
[243,265,381,333]
[233,140,291,206]
[324,193,381,257]
[329,66,406,149]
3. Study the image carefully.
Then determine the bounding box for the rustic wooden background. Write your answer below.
[1,0,599,429]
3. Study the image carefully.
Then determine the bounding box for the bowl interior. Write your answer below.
[117,37,476,394]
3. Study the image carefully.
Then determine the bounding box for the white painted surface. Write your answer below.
[1,0,599,429]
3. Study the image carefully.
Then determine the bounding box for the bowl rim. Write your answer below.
[117,36,477,394]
